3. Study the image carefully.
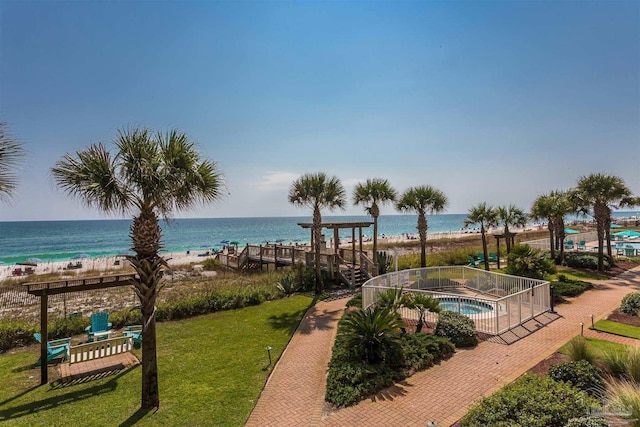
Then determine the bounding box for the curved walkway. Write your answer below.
[246,266,640,427]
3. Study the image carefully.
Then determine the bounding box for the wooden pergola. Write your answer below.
[24,273,137,384]
[298,221,374,272]
[493,232,518,269]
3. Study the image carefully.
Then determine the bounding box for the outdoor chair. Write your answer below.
[489,253,498,263]
[33,333,70,365]
[625,246,637,257]
[467,256,480,267]
[124,325,143,347]
[577,240,586,250]
[476,253,485,262]
[85,312,113,342]
[564,240,575,250]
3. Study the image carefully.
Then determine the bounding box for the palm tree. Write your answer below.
[572,173,638,272]
[51,127,224,410]
[0,123,25,203]
[353,178,397,272]
[288,172,346,294]
[530,193,556,259]
[548,190,575,265]
[406,293,440,333]
[497,205,527,254]
[464,203,498,271]
[396,186,448,268]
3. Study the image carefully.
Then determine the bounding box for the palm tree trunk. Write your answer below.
[371,203,380,274]
[547,221,555,260]
[605,214,613,261]
[481,224,489,271]
[417,212,427,268]
[504,226,511,253]
[594,203,607,273]
[313,206,322,294]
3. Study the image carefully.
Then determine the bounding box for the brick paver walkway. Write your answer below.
[246,266,640,427]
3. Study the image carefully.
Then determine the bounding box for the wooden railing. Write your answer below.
[359,252,378,278]
[69,335,133,364]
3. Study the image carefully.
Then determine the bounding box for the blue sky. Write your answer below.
[1,0,638,221]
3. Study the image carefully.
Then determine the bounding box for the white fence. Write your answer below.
[362,266,551,335]
[525,231,598,251]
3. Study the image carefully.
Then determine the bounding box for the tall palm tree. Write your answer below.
[0,123,25,203]
[572,173,638,272]
[396,185,448,268]
[464,203,497,271]
[353,178,397,272]
[52,127,224,409]
[530,193,556,259]
[548,190,575,265]
[288,172,346,294]
[497,204,527,254]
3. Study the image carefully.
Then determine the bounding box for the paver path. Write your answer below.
[246,266,640,427]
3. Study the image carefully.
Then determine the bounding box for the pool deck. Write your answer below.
[245,265,640,427]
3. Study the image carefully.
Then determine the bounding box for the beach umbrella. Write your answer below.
[564,228,579,234]
[230,240,240,245]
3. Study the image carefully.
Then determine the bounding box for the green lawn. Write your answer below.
[593,319,640,339]
[0,295,313,426]
[551,268,609,281]
[559,336,628,358]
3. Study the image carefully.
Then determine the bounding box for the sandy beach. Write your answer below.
[0,225,540,282]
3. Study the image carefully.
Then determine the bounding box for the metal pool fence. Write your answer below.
[362,266,551,335]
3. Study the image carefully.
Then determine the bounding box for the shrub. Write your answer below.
[405,293,440,333]
[293,263,315,292]
[599,350,627,378]
[398,333,454,372]
[551,278,594,304]
[201,257,222,271]
[337,307,404,364]
[0,319,38,351]
[460,374,599,427]
[325,360,397,407]
[107,308,142,329]
[562,252,612,271]
[548,360,604,396]
[505,244,556,279]
[376,251,393,275]
[621,292,640,316]
[48,316,90,339]
[345,293,362,308]
[434,310,478,347]
[276,274,300,296]
[564,417,610,427]
[564,336,597,365]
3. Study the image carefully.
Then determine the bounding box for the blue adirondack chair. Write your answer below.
[124,325,143,347]
[476,253,486,263]
[467,256,480,267]
[564,240,575,250]
[489,253,498,263]
[85,312,113,342]
[33,333,70,365]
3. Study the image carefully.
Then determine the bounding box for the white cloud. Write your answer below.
[256,171,300,192]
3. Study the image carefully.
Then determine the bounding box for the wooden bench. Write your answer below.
[69,335,133,364]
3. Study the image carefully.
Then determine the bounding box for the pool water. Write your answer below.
[438,298,493,315]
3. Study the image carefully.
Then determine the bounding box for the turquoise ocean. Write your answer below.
[0,212,636,264]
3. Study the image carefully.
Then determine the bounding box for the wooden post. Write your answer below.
[334,228,339,277]
[496,237,501,269]
[40,290,48,384]
[274,243,278,270]
[351,228,356,285]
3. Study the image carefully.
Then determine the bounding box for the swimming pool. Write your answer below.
[437,297,494,315]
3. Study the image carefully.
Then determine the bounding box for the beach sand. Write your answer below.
[0,225,537,282]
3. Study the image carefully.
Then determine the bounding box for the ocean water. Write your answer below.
[0,212,636,263]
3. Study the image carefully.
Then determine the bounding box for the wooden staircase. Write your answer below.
[338,264,369,288]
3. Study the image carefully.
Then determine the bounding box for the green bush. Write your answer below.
[548,360,604,396]
[561,252,612,271]
[621,292,640,316]
[201,258,222,271]
[434,310,478,347]
[47,316,90,339]
[294,263,315,292]
[460,374,599,427]
[398,333,454,372]
[325,360,398,407]
[276,274,300,296]
[0,319,38,351]
[505,244,556,279]
[551,279,593,304]
[345,293,362,308]
[564,417,610,427]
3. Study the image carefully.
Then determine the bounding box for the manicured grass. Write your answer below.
[0,295,312,426]
[593,319,640,339]
[550,268,608,281]
[559,336,628,358]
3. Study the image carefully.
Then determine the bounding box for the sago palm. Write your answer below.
[573,173,638,272]
[396,185,448,268]
[406,293,440,333]
[464,203,497,271]
[497,204,527,254]
[353,178,397,273]
[0,123,25,204]
[51,127,224,409]
[288,172,346,294]
[338,306,405,364]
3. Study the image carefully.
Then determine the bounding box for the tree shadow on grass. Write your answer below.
[118,407,155,427]
[266,307,309,335]
[0,369,128,422]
